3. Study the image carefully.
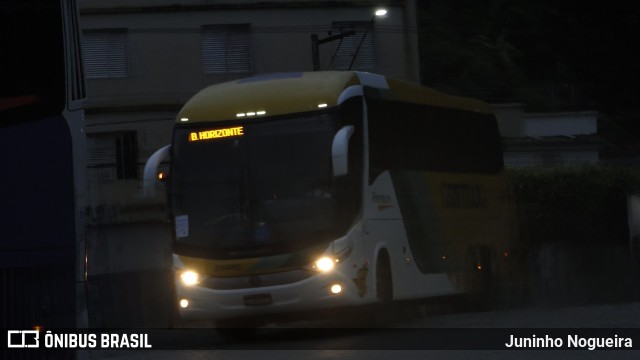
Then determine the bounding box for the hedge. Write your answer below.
[507,164,640,247]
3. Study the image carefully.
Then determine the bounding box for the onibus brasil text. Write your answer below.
[11,331,152,349]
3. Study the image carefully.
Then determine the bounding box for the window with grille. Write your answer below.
[202,24,252,74]
[330,21,376,70]
[88,132,138,181]
[82,28,129,79]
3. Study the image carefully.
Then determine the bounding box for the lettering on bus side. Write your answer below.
[441,183,487,209]
[372,192,393,210]
[189,126,244,142]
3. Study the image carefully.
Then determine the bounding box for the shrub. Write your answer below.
[507,164,640,247]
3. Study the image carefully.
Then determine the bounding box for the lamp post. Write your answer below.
[311,30,356,71]
[348,8,387,70]
[311,8,387,71]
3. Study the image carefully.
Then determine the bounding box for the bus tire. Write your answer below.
[376,250,393,303]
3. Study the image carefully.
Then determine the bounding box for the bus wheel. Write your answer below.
[376,250,393,303]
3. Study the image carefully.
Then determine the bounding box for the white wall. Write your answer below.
[523,112,598,137]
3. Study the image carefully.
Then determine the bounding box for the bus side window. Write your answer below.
[367,99,503,179]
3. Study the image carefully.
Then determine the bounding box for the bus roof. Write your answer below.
[177,71,493,123]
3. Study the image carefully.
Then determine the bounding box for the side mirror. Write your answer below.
[331,125,354,177]
[142,145,171,197]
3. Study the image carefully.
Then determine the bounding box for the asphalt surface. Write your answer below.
[78,301,640,360]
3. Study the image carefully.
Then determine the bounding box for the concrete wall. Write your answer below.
[492,105,598,139]
[493,104,600,168]
[504,148,599,168]
[523,111,598,137]
[86,222,176,327]
[525,243,639,307]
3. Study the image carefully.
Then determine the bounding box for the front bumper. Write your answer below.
[176,269,368,321]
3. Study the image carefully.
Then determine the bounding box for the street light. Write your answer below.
[348,8,388,70]
[375,9,388,17]
[311,8,388,71]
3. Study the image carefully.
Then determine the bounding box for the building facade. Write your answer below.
[79,0,420,222]
[493,104,600,168]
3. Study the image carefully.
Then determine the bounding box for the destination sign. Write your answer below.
[189,126,244,142]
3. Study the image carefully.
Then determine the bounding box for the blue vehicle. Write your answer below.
[0,0,87,346]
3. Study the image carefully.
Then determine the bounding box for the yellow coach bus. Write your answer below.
[144,71,517,327]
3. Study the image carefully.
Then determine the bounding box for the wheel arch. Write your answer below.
[374,246,394,302]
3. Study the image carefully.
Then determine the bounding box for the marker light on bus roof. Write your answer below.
[237,110,266,118]
[318,103,328,108]
[180,118,189,122]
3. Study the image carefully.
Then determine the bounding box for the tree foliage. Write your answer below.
[417,0,640,122]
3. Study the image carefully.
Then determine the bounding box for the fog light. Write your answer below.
[330,284,342,294]
[179,298,189,308]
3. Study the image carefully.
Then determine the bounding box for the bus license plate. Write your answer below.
[243,293,272,306]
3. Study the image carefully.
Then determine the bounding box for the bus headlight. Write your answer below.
[311,247,352,273]
[179,270,200,286]
[314,257,335,272]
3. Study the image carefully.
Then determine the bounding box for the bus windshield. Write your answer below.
[171,112,341,258]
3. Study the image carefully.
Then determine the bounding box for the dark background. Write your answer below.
[417,0,640,147]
